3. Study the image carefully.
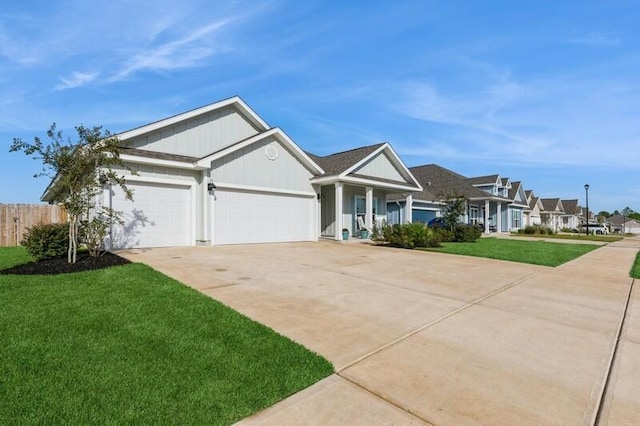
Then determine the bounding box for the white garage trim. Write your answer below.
[213,182,316,197]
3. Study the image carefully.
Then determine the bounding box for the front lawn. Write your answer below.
[0,248,333,425]
[423,238,600,267]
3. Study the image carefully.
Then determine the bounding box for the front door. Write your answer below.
[354,196,377,232]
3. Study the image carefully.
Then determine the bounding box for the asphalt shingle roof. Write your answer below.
[560,199,580,215]
[540,198,563,213]
[467,174,500,185]
[120,147,199,163]
[395,164,497,201]
[306,143,385,176]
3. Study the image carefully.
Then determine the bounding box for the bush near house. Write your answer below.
[21,223,69,261]
[375,222,481,249]
[521,224,555,235]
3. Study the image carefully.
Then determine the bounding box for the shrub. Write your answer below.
[434,227,454,243]
[523,225,536,234]
[21,223,68,261]
[453,224,482,242]
[379,222,441,249]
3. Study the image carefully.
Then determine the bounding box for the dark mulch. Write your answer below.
[0,252,131,276]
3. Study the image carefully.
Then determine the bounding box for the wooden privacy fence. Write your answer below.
[0,204,68,247]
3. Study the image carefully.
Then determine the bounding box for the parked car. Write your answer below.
[427,217,447,228]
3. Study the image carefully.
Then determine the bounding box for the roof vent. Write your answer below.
[427,181,431,186]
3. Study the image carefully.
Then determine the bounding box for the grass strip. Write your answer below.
[631,251,640,279]
[422,237,600,267]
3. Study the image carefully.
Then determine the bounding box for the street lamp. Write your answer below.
[584,184,590,236]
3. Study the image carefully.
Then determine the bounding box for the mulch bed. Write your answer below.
[0,252,131,276]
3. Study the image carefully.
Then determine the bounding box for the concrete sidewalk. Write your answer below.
[120,237,639,425]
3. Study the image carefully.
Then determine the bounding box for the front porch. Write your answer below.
[320,183,393,240]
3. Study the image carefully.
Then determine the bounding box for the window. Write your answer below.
[355,196,377,230]
[469,206,479,225]
[512,209,521,229]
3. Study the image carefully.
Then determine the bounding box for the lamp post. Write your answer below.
[584,184,590,236]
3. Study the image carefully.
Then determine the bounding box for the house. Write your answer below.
[42,96,421,248]
[607,214,640,234]
[466,174,516,233]
[524,190,542,226]
[559,199,582,230]
[386,165,516,233]
[507,181,529,231]
[540,198,565,231]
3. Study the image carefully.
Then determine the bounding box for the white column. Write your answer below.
[405,194,413,223]
[335,182,343,241]
[484,199,490,233]
[496,202,502,233]
[203,170,210,244]
[365,187,373,230]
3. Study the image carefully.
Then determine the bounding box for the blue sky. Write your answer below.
[1,1,638,213]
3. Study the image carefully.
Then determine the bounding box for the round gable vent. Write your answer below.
[265,143,279,161]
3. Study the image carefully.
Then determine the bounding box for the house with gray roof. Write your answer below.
[43,96,421,247]
[524,190,543,226]
[559,199,582,230]
[540,198,565,231]
[387,165,521,233]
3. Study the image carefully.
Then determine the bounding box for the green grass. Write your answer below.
[0,248,333,425]
[631,251,640,279]
[0,246,32,270]
[423,237,600,267]
[509,232,622,243]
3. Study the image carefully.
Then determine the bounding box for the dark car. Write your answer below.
[427,217,447,228]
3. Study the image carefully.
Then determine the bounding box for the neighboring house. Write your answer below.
[524,190,543,226]
[559,199,582,230]
[387,165,514,233]
[540,198,565,231]
[607,214,640,234]
[507,181,529,232]
[466,174,515,233]
[42,97,421,248]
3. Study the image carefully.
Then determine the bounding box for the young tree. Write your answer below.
[10,124,134,263]
[440,193,467,231]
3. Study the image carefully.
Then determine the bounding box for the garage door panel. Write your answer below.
[214,190,314,245]
[110,181,191,249]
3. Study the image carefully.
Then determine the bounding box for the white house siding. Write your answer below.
[128,106,260,158]
[351,151,406,182]
[211,137,315,193]
[320,185,336,237]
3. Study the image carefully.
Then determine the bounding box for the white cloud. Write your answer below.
[109,19,233,82]
[55,71,99,90]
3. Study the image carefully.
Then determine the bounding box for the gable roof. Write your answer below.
[560,199,580,215]
[307,143,384,175]
[309,143,422,191]
[607,214,640,226]
[540,198,564,213]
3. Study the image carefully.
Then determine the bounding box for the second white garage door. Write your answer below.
[110,181,192,249]
[213,189,316,245]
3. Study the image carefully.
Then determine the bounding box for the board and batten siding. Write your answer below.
[127,106,260,158]
[351,151,406,183]
[211,138,315,193]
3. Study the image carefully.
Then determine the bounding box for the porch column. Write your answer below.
[496,202,502,233]
[405,194,413,224]
[484,199,490,233]
[335,182,343,241]
[365,186,373,230]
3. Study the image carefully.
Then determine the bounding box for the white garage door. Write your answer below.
[213,189,315,245]
[109,181,192,248]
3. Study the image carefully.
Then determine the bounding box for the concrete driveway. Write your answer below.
[120,239,639,425]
